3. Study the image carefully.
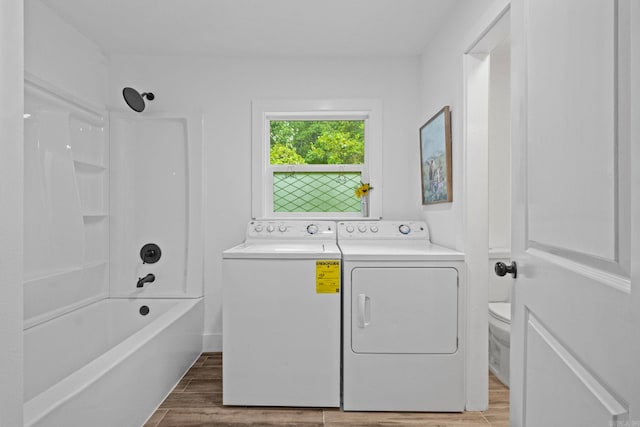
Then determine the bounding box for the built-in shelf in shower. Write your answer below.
[82,212,108,218]
[24,266,80,284]
[73,159,106,171]
[75,167,106,214]
[23,261,108,330]
[23,260,108,284]
[83,260,108,270]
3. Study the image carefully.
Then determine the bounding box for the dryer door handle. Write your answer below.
[357,294,371,328]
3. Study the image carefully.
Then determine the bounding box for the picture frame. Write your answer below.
[420,106,453,205]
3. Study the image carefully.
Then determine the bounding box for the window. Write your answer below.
[271,119,364,213]
[252,99,382,218]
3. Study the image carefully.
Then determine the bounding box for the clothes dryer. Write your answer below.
[222,221,340,407]
[338,220,466,411]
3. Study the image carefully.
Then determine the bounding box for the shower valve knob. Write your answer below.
[140,243,162,264]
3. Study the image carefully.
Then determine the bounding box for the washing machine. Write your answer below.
[222,220,341,407]
[338,220,466,412]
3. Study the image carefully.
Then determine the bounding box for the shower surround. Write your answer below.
[109,113,203,298]
[23,75,204,426]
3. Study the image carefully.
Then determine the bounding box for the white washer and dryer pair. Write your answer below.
[222,219,465,412]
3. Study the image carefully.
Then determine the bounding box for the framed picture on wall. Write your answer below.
[420,106,453,205]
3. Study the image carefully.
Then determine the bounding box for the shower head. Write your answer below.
[122,87,155,112]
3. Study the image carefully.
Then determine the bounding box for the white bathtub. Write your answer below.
[24,297,203,427]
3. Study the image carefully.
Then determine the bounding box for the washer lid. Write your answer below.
[223,241,341,259]
[489,302,511,323]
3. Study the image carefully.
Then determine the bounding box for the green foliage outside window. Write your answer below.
[270,120,365,165]
[269,144,305,164]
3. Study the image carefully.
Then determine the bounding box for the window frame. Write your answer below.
[252,99,382,219]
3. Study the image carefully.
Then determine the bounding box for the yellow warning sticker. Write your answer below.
[316,260,340,294]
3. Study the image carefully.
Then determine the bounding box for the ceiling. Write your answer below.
[42,0,457,57]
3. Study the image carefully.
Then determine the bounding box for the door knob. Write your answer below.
[495,261,517,278]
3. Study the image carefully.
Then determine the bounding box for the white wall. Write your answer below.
[419,0,502,251]
[25,0,108,106]
[109,55,421,349]
[488,39,511,253]
[488,39,512,303]
[0,1,24,425]
[418,0,511,410]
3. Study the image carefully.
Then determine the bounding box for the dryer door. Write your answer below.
[351,267,458,354]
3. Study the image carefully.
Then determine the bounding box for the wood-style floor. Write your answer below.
[145,353,509,427]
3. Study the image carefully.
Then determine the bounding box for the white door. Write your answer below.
[509,0,639,425]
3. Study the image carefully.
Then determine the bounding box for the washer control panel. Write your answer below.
[247,220,336,239]
[338,220,430,240]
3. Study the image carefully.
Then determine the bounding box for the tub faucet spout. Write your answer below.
[137,273,155,288]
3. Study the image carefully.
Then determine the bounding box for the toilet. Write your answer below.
[488,301,511,387]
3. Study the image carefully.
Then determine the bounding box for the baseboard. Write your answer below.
[202,332,222,352]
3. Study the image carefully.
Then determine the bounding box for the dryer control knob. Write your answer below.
[266,224,275,233]
[307,224,319,235]
[345,225,355,233]
[254,224,263,232]
[358,225,367,233]
[398,224,411,235]
[370,225,379,233]
[278,225,287,232]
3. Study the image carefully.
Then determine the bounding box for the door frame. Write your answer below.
[0,0,25,425]
[632,2,640,420]
[462,0,510,410]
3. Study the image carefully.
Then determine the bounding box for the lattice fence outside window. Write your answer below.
[273,172,362,213]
